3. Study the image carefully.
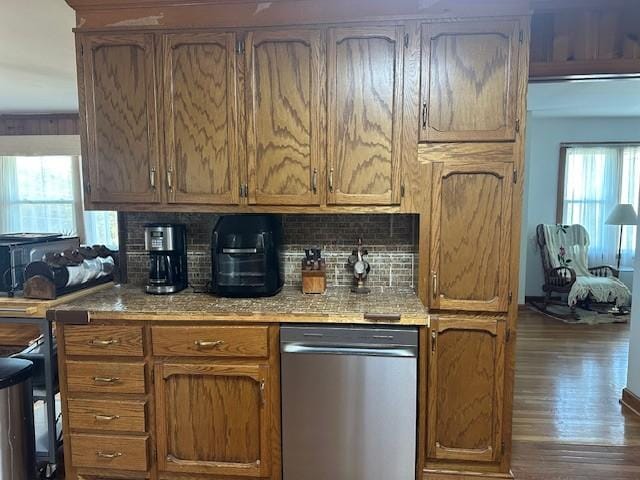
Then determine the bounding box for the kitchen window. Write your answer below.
[558,144,640,269]
[0,155,118,249]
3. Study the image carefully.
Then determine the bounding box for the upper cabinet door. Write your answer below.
[430,161,513,312]
[163,33,240,205]
[420,20,520,142]
[81,34,161,204]
[327,26,405,205]
[245,30,324,205]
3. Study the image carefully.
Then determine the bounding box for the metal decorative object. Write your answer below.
[347,238,371,294]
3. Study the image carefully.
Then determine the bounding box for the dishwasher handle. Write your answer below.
[281,343,417,358]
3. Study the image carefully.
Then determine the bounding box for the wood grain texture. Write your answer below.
[70,433,149,472]
[0,114,79,136]
[82,201,404,213]
[267,325,283,480]
[530,6,640,77]
[64,325,143,357]
[511,309,640,480]
[163,32,239,205]
[0,283,112,319]
[66,360,146,394]
[430,161,512,312]
[501,17,530,474]
[81,33,160,204]
[155,362,271,477]
[327,26,404,205]
[427,315,506,463]
[418,143,515,163]
[0,324,40,347]
[246,29,324,205]
[67,398,147,433]
[399,21,430,215]
[151,325,269,358]
[420,20,520,142]
[622,388,640,418]
[65,0,530,30]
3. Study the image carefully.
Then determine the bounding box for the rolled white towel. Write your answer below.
[66,256,115,287]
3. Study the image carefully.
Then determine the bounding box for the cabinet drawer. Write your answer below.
[66,361,146,394]
[152,326,269,358]
[68,398,146,433]
[71,433,148,472]
[64,325,144,357]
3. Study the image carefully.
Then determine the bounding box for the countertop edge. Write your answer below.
[50,309,429,326]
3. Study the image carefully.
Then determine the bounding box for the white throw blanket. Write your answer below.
[542,224,631,307]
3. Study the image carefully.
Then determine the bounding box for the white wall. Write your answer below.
[627,221,640,396]
[519,116,640,303]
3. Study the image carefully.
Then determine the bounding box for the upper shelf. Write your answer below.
[65,0,531,30]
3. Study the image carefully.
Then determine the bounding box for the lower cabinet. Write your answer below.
[154,362,272,477]
[426,315,506,465]
[59,322,279,480]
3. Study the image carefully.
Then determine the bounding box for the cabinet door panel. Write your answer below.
[430,161,512,311]
[327,26,404,205]
[164,32,239,204]
[155,363,270,477]
[427,316,505,463]
[421,20,520,142]
[81,34,160,203]
[246,30,324,205]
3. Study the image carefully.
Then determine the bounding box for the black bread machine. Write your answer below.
[211,215,283,297]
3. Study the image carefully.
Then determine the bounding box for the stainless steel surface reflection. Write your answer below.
[281,325,418,480]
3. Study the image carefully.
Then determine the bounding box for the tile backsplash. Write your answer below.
[121,213,418,289]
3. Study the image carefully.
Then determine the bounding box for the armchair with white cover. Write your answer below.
[536,224,631,311]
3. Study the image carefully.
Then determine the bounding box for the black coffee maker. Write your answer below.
[144,224,188,294]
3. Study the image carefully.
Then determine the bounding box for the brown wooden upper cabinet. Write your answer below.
[427,315,505,464]
[163,32,240,205]
[154,362,271,477]
[327,26,405,205]
[245,30,325,206]
[80,33,161,203]
[430,161,512,312]
[420,20,521,142]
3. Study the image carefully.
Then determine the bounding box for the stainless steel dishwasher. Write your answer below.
[281,325,418,480]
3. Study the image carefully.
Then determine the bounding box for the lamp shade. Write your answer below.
[605,203,638,226]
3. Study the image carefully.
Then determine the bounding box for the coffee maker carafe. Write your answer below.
[144,224,187,294]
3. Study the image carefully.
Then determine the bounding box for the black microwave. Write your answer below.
[211,215,283,297]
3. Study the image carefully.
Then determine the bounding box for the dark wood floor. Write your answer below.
[511,308,640,479]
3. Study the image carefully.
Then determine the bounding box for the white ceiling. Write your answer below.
[527,78,640,118]
[0,0,77,113]
[1,1,640,118]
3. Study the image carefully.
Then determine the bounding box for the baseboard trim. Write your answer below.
[621,388,640,417]
[424,469,514,480]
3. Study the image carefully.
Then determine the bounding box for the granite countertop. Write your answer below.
[49,284,429,326]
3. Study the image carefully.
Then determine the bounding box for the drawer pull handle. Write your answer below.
[93,376,120,384]
[95,414,120,422]
[194,340,224,349]
[97,451,122,459]
[89,338,120,347]
[431,271,438,300]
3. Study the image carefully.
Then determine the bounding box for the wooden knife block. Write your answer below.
[302,265,326,294]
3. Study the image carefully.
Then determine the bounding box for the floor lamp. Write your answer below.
[605,203,638,270]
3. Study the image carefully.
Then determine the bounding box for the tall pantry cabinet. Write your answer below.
[418,16,529,477]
